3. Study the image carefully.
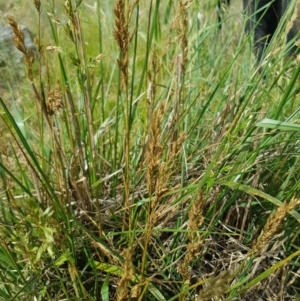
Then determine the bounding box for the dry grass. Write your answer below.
[251,197,300,257]
[0,0,300,300]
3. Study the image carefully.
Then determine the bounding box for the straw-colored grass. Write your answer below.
[0,0,300,300]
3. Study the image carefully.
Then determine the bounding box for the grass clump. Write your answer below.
[0,0,300,300]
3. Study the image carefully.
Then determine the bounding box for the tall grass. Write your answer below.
[0,0,300,300]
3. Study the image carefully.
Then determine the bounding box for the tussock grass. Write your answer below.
[0,0,300,300]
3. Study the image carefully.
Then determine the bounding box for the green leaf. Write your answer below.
[238,249,300,294]
[219,181,300,222]
[94,261,166,300]
[148,283,166,301]
[256,118,300,131]
[101,274,110,301]
[94,261,124,277]
[54,252,72,267]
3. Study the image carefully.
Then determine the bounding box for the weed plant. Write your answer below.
[0,0,300,300]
